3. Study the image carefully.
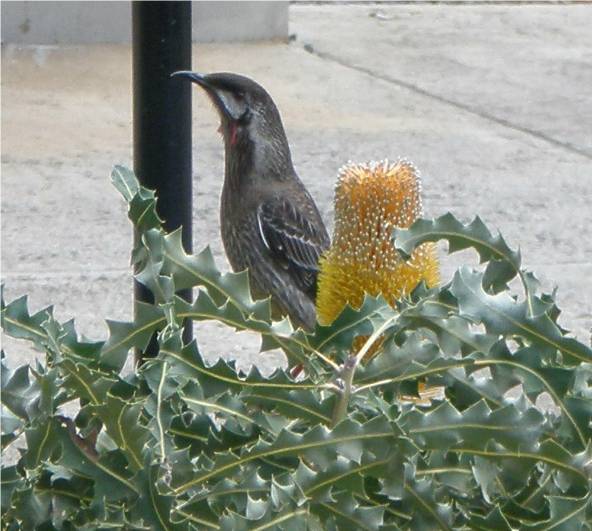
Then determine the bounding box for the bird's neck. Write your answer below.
[223,133,295,195]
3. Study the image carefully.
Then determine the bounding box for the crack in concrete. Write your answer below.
[303,46,592,161]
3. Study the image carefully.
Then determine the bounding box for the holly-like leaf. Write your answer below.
[100,301,164,371]
[400,400,546,452]
[220,500,312,531]
[161,230,270,321]
[243,387,335,426]
[522,494,592,530]
[169,417,397,495]
[393,213,521,291]
[468,506,513,531]
[310,295,393,357]
[396,288,497,358]
[111,165,140,202]
[59,358,117,405]
[90,395,150,472]
[397,474,454,531]
[354,334,441,385]
[129,461,187,531]
[1,357,34,421]
[315,491,385,530]
[177,467,269,519]
[158,335,319,398]
[112,165,162,233]
[175,289,312,368]
[451,267,592,366]
[0,466,23,514]
[6,485,53,529]
[1,295,52,350]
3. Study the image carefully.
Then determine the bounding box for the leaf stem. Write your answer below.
[331,354,356,427]
[156,361,168,463]
[331,314,398,426]
[354,314,397,365]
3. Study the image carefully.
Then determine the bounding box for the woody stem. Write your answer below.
[331,354,356,427]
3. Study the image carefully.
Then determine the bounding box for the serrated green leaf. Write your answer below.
[112,166,163,233]
[452,267,592,366]
[220,502,310,531]
[159,335,321,397]
[180,383,255,429]
[175,290,314,368]
[130,462,187,531]
[355,354,473,398]
[398,474,454,531]
[1,465,23,513]
[466,341,589,449]
[129,191,163,234]
[396,289,497,358]
[135,238,176,304]
[25,418,139,501]
[243,388,335,426]
[60,319,105,364]
[171,420,205,453]
[90,395,150,472]
[1,295,52,349]
[170,417,397,495]
[468,505,513,531]
[310,295,393,356]
[1,359,33,421]
[394,213,521,292]
[176,468,268,523]
[522,494,592,531]
[316,491,385,531]
[415,451,475,494]
[111,165,140,202]
[35,470,96,529]
[161,231,270,321]
[60,358,116,405]
[301,451,402,503]
[7,484,53,529]
[354,334,441,385]
[400,400,546,451]
[100,301,164,371]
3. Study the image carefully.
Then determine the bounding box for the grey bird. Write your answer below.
[172,71,330,330]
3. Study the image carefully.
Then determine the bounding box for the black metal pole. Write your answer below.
[132,1,193,363]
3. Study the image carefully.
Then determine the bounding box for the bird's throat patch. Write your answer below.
[230,123,239,146]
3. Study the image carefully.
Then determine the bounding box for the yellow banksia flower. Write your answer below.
[316,159,440,327]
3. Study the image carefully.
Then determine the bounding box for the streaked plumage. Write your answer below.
[173,71,329,330]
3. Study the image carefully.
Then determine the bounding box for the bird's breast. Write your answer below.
[220,195,257,269]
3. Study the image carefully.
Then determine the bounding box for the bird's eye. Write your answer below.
[238,108,252,125]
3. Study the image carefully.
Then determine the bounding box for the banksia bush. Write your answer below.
[2,166,591,529]
[316,159,439,326]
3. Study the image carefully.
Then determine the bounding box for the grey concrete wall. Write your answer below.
[0,1,289,44]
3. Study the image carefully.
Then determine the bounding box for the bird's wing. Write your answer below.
[257,198,329,298]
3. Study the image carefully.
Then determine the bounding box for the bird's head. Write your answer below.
[171,71,289,157]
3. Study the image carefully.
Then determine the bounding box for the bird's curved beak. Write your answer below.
[171,70,208,88]
[171,70,247,123]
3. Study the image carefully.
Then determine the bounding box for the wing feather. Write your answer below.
[257,199,329,298]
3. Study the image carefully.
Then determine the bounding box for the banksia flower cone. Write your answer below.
[316,159,439,327]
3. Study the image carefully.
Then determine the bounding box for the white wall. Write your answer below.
[1,1,289,44]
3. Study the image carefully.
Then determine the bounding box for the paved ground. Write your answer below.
[2,4,592,374]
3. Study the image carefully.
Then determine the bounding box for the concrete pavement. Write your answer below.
[2,4,591,372]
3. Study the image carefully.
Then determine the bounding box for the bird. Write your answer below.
[171,71,330,331]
